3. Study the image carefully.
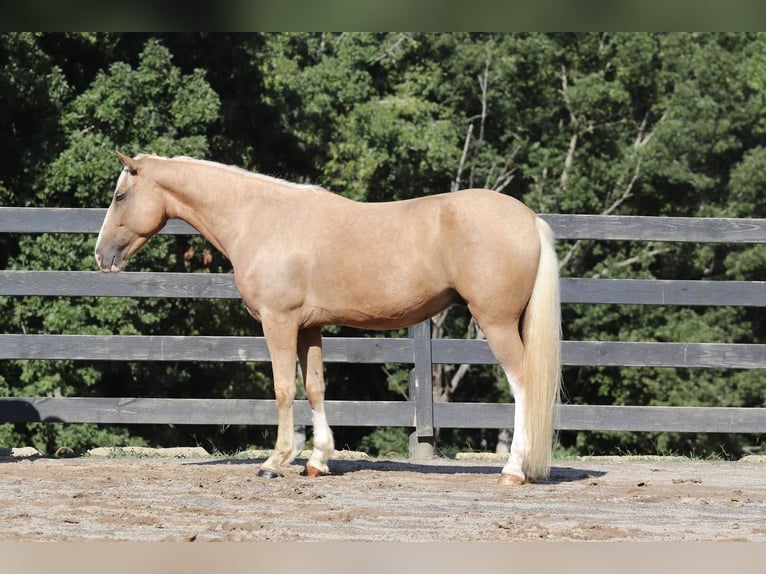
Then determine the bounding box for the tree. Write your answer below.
[0,37,263,454]
[1,33,763,458]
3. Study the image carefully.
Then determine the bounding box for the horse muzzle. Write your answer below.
[94,248,125,273]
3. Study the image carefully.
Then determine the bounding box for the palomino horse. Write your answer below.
[95,152,562,484]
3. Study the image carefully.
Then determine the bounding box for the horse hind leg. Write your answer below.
[479,316,544,484]
[499,371,530,485]
[483,312,560,484]
[477,219,562,484]
[480,321,531,484]
[298,327,335,477]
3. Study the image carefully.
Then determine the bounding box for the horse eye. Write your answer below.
[115,192,127,202]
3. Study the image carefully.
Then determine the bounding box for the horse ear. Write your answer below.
[115,151,139,175]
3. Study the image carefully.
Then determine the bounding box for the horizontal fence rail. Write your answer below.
[1,398,764,434]
[0,208,198,235]
[1,207,765,440]
[1,334,764,369]
[3,208,766,242]
[543,213,766,243]
[2,271,765,307]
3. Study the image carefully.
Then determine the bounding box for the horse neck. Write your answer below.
[150,158,252,261]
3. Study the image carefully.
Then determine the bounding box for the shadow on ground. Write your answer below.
[195,456,605,484]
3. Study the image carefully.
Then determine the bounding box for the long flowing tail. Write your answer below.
[520,217,562,480]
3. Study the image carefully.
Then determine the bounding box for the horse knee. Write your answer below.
[274,383,296,406]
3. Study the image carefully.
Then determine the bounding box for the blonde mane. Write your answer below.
[161,154,322,192]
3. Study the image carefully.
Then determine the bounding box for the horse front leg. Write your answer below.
[258,321,299,479]
[298,327,334,477]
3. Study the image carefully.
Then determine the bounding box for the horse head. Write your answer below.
[94,151,168,272]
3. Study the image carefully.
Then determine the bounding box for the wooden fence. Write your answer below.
[1,207,765,455]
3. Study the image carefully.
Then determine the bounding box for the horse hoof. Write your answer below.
[257,468,282,479]
[304,464,327,478]
[498,472,526,486]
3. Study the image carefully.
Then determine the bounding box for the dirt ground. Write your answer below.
[1,450,764,542]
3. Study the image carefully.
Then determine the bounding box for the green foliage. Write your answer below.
[326,96,459,201]
[1,33,764,458]
[358,427,409,457]
[46,37,220,208]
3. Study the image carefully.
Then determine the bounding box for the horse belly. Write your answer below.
[309,258,459,330]
[321,288,459,330]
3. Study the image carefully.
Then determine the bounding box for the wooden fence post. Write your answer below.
[408,319,435,459]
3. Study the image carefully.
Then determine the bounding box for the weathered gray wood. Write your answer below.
[562,341,766,369]
[409,321,434,438]
[0,397,414,426]
[442,402,766,432]
[0,208,105,233]
[4,208,766,242]
[2,335,763,369]
[431,339,766,369]
[555,404,766,433]
[433,402,766,433]
[562,278,766,306]
[431,339,497,364]
[323,336,414,363]
[0,208,196,234]
[0,335,272,361]
[0,334,414,364]
[4,271,765,308]
[1,397,764,433]
[0,271,241,298]
[542,214,766,243]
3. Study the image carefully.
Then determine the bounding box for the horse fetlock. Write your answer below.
[263,448,295,471]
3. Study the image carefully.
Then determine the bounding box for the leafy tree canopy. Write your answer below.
[1,33,764,458]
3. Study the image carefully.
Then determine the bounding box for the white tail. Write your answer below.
[519,217,562,480]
